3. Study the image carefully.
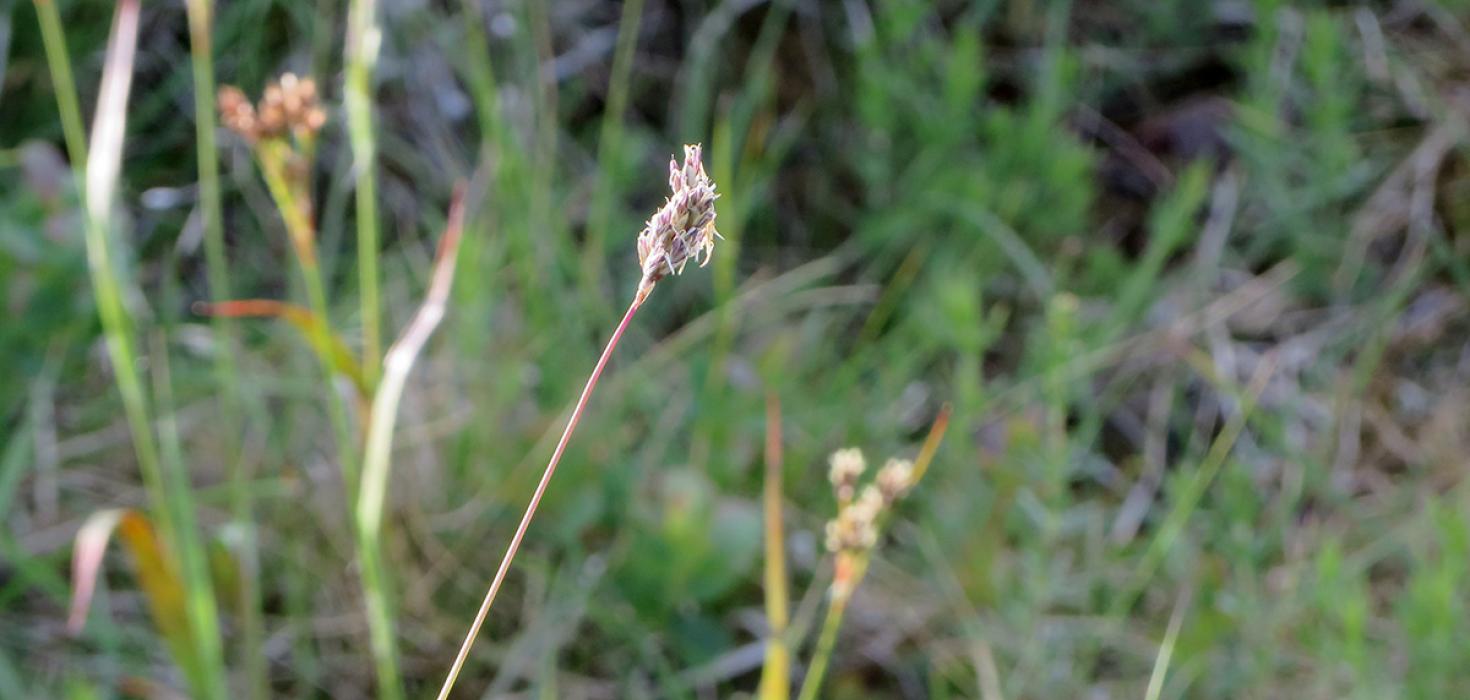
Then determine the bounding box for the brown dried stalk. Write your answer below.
[436,145,719,699]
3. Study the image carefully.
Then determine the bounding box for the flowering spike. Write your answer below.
[636,144,720,302]
[218,74,327,144]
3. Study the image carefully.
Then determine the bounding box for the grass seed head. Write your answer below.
[828,447,866,504]
[636,143,720,302]
[824,496,879,555]
[217,85,259,142]
[875,458,914,504]
[218,73,326,144]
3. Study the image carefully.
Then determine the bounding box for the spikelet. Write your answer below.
[635,144,720,302]
[218,73,327,144]
[875,458,914,504]
[828,448,866,505]
[821,451,918,568]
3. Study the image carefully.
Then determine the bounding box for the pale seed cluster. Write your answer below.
[828,448,865,505]
[823,448,917,555]
[218,73,327,144]
[636,144,720,301]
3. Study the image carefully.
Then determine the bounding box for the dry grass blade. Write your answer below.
[67,510,178,635]
[437,294,645,700]
[907,403,953,488]
[84,0,138,220]
[67,509,201,689]
[357,184,469,537]
[354,185,470,700]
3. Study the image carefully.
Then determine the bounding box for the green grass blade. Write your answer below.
[182,3,266,696]
[48,0,228,696]
[346,0,382,387]
[32,0,87,171]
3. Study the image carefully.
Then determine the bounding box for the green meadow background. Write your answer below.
[5,0,1470,697]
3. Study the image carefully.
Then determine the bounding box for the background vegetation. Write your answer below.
[5,0,1470,697]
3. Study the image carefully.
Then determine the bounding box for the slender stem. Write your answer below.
[581,0,645,303]
[256,150,359,480]
[797,591,852,700]
[33,0,87,171]
[437,294,644,700]
[151,332,229,700]
[346,0,382,387]
[757,391,791,700]
[794,407,948,700]
[182,3,266,697]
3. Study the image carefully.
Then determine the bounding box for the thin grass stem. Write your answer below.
[182,3,266,696]
[346,0,382,387]
[33,0,87,170]
[255,151,359,481]
[437,294,644,700]
[796,590,852,700]
[757,391,791,700]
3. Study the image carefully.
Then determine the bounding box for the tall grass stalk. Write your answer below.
[346,0,383,386]
[796,594,848,700]
[182,3,266,697]
[345,1,395,692]
[1145,586,1193,700]
[436,294,645,700]
[46,1,228,696]
[33,0,86,170]
[354,190,469,700]
[456,142,719,698]
[757,391,791,700]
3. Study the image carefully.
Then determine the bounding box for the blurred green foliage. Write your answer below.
[4,0,1470,697]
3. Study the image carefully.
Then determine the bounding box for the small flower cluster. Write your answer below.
[218,73,326,144]
[823,449,916,556]
[636,144,720,302]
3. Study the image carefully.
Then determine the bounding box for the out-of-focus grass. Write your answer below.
[5,1,1470,697]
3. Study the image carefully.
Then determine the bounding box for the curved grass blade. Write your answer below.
[195,299,369,398]
[67,509,201,690]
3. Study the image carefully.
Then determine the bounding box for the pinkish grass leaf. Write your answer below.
[67,509,197,674]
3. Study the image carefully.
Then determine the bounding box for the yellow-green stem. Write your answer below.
[354,190,467,700]
[797,589,854,700]
[757,391,791,700]
[255,151,359,480]
[33,0,87,170]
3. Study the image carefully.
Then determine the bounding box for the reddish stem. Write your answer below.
[437,294,644,699]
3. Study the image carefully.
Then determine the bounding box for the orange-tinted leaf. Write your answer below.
[907,403,952,487]
[195,299,368,396]
[68,509,195,670]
